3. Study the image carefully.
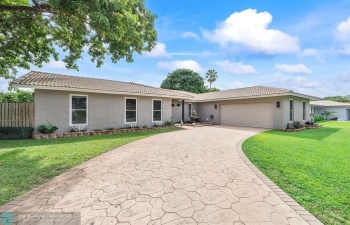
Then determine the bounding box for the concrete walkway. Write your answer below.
[0,126,322,225]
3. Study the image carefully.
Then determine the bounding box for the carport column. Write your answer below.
[182,100,185,122]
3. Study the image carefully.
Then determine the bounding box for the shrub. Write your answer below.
[293,121,302,129]
[0,127,34,140]
[37,122,58,134]
[314,115,324,122]
[286,121,303,129]
[0,90,34,103]
[105,127,114,130]
[286,123,295,129]
[71,125,87,132]
[164,119,176,126]
[330,117,338,121]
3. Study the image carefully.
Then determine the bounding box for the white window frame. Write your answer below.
[302,101,306,121]
[188,103,192,117]
[69,94,88,126]
[289,99,294,122]
[152,99,162,122]
[125,97,137,124]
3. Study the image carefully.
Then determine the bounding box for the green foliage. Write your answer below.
[164,118,176,126]
[243,122,350,224]
[314,115,324,122]
[286,121,302,129]
[160,69,207,93]
[37,122,58,134]
[321,111,336,120]
[205,69,218,89]
[0,127,34,140]
[324,95,350,102]
[0,90,34,103]
[0,0,157,79]
[206,87,220,92]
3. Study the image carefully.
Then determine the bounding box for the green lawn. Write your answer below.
[243,121,350,225]
[0,127,181,206]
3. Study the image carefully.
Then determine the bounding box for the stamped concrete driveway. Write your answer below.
[1,126,322,225]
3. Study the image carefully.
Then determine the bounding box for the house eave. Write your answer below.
[12,84,193,100]
[193,92,320,103]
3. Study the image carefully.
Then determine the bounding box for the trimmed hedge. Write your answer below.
[0,127,34,140]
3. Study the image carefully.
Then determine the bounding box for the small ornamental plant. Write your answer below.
[71,125,87,132]
[128,123,138,128]
[154,122,163,127]
[37,122,58,134]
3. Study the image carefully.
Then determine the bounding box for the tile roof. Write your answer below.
[310,100,350,107]
[193,86,293,101]
[11,71,194,99]
[11,71,318,101]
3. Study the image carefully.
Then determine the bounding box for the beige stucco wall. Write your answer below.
[282,96,311,126]
[197,96,311,129]
[35,89,172,133]
[171,100,197,122]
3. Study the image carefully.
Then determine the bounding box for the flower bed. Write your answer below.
[32,126,173,139]
[280,124,322,132]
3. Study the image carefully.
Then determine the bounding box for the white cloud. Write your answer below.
[227,81,245,89]
[334,17,350,55]
[342,72,350,82]
[156,60,203,73]
[202,9,300,54]
[143,43,171,58]
[337,44,350,55]
[214,60,257,75]
[181,32,200,41]
[335,17,350,41]
[44,60,66,69]
[300,49,324,63]
[275,63,312,74]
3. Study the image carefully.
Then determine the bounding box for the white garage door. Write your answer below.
[220,103,274,128]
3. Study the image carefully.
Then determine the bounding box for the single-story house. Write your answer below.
[11,71,319,132]
[311,100,350,121]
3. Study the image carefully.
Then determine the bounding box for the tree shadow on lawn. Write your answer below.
[270,127,342,141]
[0,129,168,150]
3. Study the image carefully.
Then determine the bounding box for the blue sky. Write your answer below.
[1,0,350,97]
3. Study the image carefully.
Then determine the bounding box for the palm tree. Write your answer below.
[321,111,336,120]
[205,69,218,89]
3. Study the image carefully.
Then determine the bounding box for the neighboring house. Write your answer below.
[12,71,319,131]
[311,100,350,121]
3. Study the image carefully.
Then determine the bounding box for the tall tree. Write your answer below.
[324,96,350,103]
[205,69,218,89]
[0,0,157,79]
[160,69,206,94]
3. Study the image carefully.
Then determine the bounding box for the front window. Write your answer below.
[290,99,294,121]
[303,101,306,120]
[153,100,162,122]
[188,103,192,117]
[125,98,137,123]
[71,95,87,125]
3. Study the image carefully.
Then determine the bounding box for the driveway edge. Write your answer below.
[236,137,324,225]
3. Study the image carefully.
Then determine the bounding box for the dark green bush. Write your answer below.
[164,119,176,126]
[314,115,324,122]
[0,127,34,140]
[37,122,58,134]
